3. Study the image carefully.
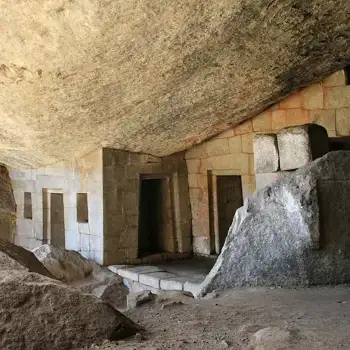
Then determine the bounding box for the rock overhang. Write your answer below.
[0,0,350,168]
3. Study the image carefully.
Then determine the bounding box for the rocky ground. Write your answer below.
[88,286,350,350]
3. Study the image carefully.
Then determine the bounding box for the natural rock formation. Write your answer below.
[0,237,53,278]
[33,244,98,282]
[0,1,349,167]
[0,243,139,349]
[33,245,129,309]
[199,151,350,295]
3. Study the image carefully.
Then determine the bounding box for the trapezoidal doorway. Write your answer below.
[43,189,65,248]
[138,176,174,258]
[209,173,243,254]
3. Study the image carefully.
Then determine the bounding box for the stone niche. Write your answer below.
[103,149,192,265]
[0,165,16,242]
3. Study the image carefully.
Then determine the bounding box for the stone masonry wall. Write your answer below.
[186,69,350,255]
[9,149,104,264]
[103,148,191,265]
[0,165,16,242]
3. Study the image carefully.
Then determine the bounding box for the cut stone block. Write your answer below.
[108,265,127,274]
[184,281,202,298]
[253,134,279,173]
[117,266,164,282]
[160,277,187,291]
[277,124,329,171]
[139,272,176,289]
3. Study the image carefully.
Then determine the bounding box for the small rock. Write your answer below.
[249,327,295,350]
[161,301,184,310]
[219,339,229,348]
[127,291,154,309]
[134,333,144,342]
[202,291,219,299]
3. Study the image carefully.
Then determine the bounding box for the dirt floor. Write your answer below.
[87,286,350,350]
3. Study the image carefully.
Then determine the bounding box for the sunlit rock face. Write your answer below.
[0,0,349,168]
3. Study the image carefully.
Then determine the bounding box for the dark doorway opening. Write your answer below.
[50,193,65,248]
[216,175,243,251]
[138,178,173,257]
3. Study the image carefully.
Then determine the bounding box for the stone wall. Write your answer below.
[0,165,16,242]
[103,149,191,265]
[186,69,350,255]
[9,149,104,264]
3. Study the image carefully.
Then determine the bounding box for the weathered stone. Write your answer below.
[249,327,296,350]
[160,301,184,310]
[139,272,176,289]
[336,108,350,136]
[253,134,279,173]
[279,91,302,109]
[199,151,350,295]
[277,124,329,171]
[117,266,165,282]
[159,277,186,291]
[32,244,96,282]
[255,172,282,191]
[0,238,53,278]
[0,247,139,348]
[127,291,154,309]
[252,111,272,132]
[271,109,287,130]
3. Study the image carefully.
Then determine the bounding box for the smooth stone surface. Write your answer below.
[277,124,329,170]
[253,134,280,173]
[127,291,154,310]
[139,272,176,289]
[199,151,350,295]
[159,277,187,291]
[117,266,165,282]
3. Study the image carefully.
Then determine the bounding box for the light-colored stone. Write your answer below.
[199,151,350,295]
[159,277,186,291]
[216,128,235,139]
[241,133,254,153]
[184,281,202,298]
[33,244,98,282]
[309,109,336,133]
[323,70,346,87]
[193,236,211,255]
[280,91,302,109]
[253,134,279,173]
[139,272,176,289]
[117,266,165,282]
[234,120,253,135]
[228,136,242,153]
[277,124,329,171]
[255,172,282,191]
[206,139,230,156]
[324,86,350,109]
[285,108,308,126]
[185,144,207,159]
[249,327,295,350]
[186,159,200,174]
[336,108,350,136]
[252,111,272,131]
[271,109,287,130]
[108,265,128,274]
[0,242,139,348]
[188,173,198,188]
[127,291,154,309]
[301,83,324,109]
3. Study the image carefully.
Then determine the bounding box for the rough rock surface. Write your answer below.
[0,1,349,167]
[0,247,139,349]
[33,245,129,309]
[0,237,53,278]
[33,244,99,282]
[249,327,296,350]
[199,151,350,295]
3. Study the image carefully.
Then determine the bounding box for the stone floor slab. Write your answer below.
[117,265,165,282]
[139,272,176,289]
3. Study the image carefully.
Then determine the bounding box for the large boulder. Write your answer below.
[0,237,53,278]
[199,151,350,295]
[0,245,140,349]
[33,244,100,282]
